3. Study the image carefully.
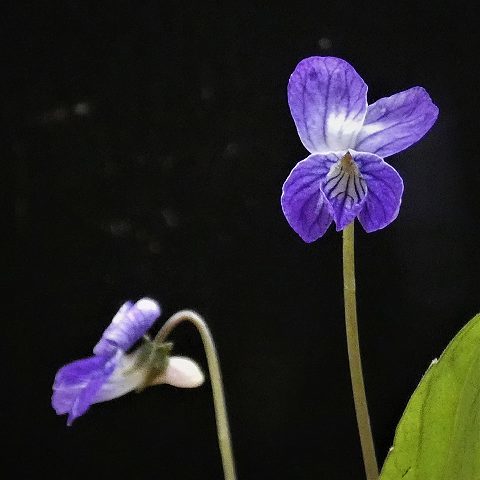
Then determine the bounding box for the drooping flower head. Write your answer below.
[281,56,438,242]
[52,298,204,425]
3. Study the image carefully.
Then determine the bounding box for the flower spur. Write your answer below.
[281,56,438,242]
[52,298,204,425]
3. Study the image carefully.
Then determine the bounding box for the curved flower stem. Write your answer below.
[154,310,237,480]
[343,222,379,480]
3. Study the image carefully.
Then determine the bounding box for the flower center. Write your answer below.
[340,151,357,175]
[323,152,367,206]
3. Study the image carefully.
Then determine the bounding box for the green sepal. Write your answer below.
[380,313,480,480]
[130,339,174,392]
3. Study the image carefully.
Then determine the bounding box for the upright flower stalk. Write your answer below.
[280,57,438,479]
[154,310,237,480]
[343,222,378,480]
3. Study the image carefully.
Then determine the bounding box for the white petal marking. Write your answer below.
[93,351,144,403]
[326,113,364,151]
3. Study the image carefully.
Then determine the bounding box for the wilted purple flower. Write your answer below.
[281,56,438,242]
[52,298,204,425]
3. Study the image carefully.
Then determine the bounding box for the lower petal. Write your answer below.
[355,152,404,232]
[52,352,119,425]
[67,375,109,426]
[281,154,337,242]
[322,151,368,230]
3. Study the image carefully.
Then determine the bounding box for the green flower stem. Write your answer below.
[155,310,237,480]
[343,222,379,480]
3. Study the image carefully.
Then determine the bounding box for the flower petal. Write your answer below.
[322,151,368,231]
[355,87,438,158]
[288,56,368,154]
[94,351,146,402]
[93,298,161,355]
[355,152,404,232]
[52,352,119,425]
[281,154,337,242]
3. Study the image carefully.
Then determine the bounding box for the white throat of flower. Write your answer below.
[94,349,204,405]
[324,152,367,206]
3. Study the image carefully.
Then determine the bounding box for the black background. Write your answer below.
[11,1,479,479]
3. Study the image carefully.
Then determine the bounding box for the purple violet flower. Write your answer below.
[52,298,204,425]
[281,56,439,242]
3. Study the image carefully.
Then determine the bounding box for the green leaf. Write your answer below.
[380,313,480,480]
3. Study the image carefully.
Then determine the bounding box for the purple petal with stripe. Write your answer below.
[93,298,161,355]
[322,152,368,231]
[52,352,120,425]
[288,56,368,154]
[355,152,404,232]
[355,87,438,158]
[281,154,337,242]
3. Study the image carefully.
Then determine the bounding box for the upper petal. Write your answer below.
[288,56,368,153]
[93,298,161,355]
[355,152,404,232]
[281,154,337,242]
[355,87,438,158]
